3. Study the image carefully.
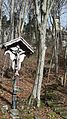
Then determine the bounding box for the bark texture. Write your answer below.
[29,0,54,107]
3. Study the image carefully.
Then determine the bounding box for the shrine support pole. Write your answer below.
[10,47,20,118]
[12,76,17,109]
[11,74,19,118]
[12,49,19,109]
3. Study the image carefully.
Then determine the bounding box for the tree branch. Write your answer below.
[47,0,54,16]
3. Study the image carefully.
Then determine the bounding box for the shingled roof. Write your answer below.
[0,37,34,55]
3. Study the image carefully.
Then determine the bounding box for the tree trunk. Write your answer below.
[48,47,54,81]
[29,0,54,107]
[55,31,59,75]
[0,0,1,43]
[11,0,14,40]
[30,22,47,107]
[36,41,47,107]
[54,17,60,75]
[20,0,28,35]
[64,47,67,87]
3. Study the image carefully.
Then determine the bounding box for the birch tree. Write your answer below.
[29,0,55,107]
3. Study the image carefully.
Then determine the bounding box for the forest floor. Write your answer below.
[0,48,66,119]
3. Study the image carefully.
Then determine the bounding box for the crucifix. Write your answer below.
[9,45,26,109]
[1,37,34,119]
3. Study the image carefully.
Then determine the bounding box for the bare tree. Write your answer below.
[13,0,30,37]
[29,0,54,107]
[48,0,67,76]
